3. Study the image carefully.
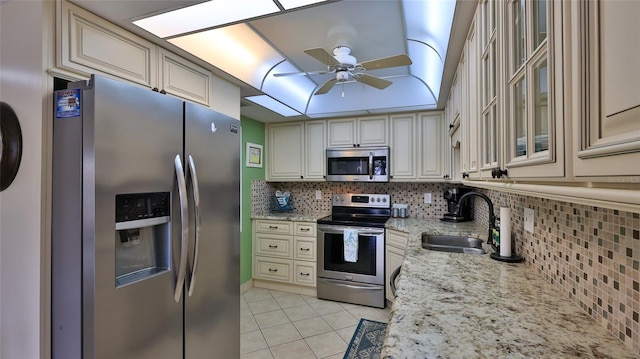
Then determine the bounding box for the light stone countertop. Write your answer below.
[251,212,328,223]
[382,218,638,359]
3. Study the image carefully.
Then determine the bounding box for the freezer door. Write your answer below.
[183,102,240,358]
[67,75,184,359]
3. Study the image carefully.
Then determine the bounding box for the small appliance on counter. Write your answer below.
[441,187,473,222]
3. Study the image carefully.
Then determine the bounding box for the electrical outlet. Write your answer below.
[524,208,534,233]
[424,193,432,204]
[315,190,322,199]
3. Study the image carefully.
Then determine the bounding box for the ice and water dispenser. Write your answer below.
[115,192,171,287]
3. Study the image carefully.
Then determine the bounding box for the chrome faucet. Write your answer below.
[453,191,496,245]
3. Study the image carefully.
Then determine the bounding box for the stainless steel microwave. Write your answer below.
[325,146,390,182]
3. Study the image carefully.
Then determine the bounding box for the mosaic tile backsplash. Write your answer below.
[252,180,458,218]
[251,180,640,353]
[471,188,640,354]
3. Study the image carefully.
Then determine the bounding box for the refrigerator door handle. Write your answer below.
[186,155,201,297]
[174,154,189,302]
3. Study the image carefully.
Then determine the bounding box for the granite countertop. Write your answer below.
[383,218,638,359]
[251,211,328,223]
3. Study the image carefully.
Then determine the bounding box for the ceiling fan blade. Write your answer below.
[304,48,340,66]
[314,78,337,95]
[273,70,330,77]
[355,74,392,90]
[359,54,412,70]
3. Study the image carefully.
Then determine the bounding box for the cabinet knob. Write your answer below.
[443,174,450,179]
[449,123,454,129]
[152,87,159,92]
[160,89,167,95]
[300,175,304,179]
[462,172,470,179]
[491,167,508,179]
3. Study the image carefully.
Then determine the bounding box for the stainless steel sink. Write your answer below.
[421,234,486,254]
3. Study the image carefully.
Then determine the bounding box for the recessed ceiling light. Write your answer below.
[278,0,329,10]
[133,0,280,38]
[245,95,301,117]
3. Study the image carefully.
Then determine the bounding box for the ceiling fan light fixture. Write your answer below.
[332,46,356,67]
[336,71,349,82]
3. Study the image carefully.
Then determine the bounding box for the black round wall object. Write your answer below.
[0,102,23,191]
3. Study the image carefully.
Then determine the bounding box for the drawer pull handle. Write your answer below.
[269,226,279,229]
[268,245,278,248]
[300,248,310,252]
[300,273,310,276]
[300,228,310,232]
[268,268,278,272]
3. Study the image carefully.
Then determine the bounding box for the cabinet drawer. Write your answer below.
[294,238,316,261]
[255,220,293,235]
[255,257,292,283]
[387,230,408,249]
[294,261,316,287]
[294,222,316,237]
[255,234,291,258]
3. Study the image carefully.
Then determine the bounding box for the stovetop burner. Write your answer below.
[317,193,391,228]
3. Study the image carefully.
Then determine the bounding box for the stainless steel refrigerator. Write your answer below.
[52,75,240,358]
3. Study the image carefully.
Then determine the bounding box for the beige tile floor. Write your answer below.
[240,287,391,359]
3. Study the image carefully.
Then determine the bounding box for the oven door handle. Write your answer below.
[320,278,382,290]
[318,226,384,236]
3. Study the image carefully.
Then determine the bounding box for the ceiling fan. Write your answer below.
[274,46,412,95]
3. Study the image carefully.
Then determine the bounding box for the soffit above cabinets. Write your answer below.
[69,0,476,123]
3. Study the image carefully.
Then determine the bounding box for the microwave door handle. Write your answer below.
[368,152,374,180]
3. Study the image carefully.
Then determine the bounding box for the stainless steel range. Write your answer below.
[316,193,391,308]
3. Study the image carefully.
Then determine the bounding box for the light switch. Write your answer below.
[424,193,432,204]
[524,208,534,233]
[315,190,322,199]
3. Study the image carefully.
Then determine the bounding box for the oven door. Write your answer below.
[317,224,384,285]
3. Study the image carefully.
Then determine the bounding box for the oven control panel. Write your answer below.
[331,193,390,208]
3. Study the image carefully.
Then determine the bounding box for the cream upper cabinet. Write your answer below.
[266,122,304,181]
[461,13,481,179]
[265,121,325,181]
[390,114,417,180]
[327,115,388,147]
[59,1,157,87]
[158,49,212,107]
[499,0,567,179]
[58,1,215,107]
[458,0,567,181]
[417,112,445,179]
[304,120,326,180]
[571,0,640,179]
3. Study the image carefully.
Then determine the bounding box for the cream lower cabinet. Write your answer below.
[385,229,408,302]
[253,220,317,294]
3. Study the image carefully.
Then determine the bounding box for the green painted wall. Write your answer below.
[240,116,265,284]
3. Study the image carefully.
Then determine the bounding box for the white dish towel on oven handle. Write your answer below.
[343,228,358,263]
